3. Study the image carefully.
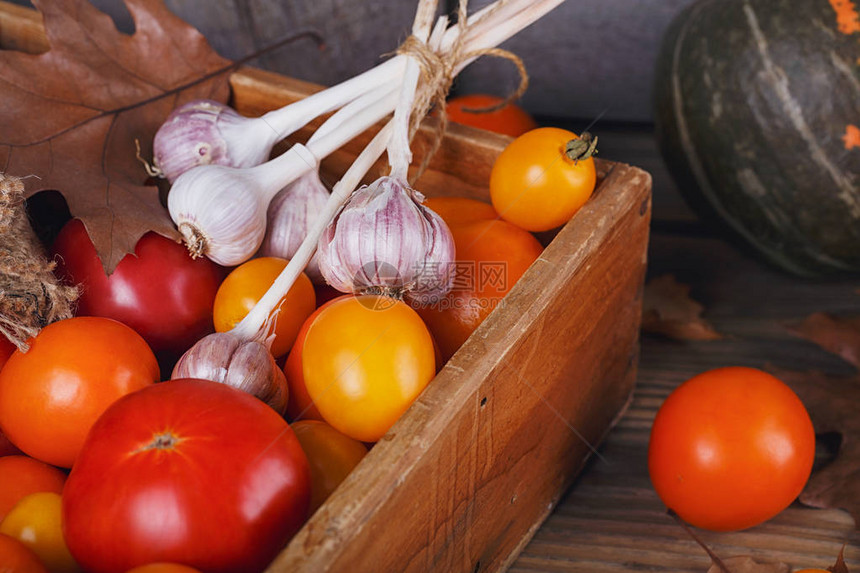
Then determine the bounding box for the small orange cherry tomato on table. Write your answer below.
[291,420,368,513]
[490,127,597,232]
[446,94,537,137]
[0,492,80,572]
[648,366,815,531]
[213,256,316,358]
[0,532,48,573]
[302,295,436,443]
[0,317,159,468]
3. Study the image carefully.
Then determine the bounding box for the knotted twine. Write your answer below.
[0,173,77,351]
[394,0,530,182]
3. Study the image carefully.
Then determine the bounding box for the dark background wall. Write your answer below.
[12,0,698,123]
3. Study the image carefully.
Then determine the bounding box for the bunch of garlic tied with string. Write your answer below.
[167,0,566,408]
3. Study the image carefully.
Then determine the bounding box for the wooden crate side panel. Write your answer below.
[270,166,651,572]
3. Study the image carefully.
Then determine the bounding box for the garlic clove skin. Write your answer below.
[167,164,268,266]
[317,176,456,300]
[172,332,288,415]
[153,100,276,183]
[259,171,330,284]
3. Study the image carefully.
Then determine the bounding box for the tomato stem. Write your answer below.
[145,432,180,451]
[564,132,598,164]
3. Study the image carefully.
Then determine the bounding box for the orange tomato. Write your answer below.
[125,564,202,573]
[0,492,80,572]
[291,420,368,513]
[302,295,436,442]
[446,94,537,137]
[213,257,315,358]
[0,317,159,468]
[413,218,543,362]
[490,127,597,232]
[0,335,15,372]
[648,367,815,531]
[421,196,498,227]
[283,296,351,422]
[0,456,66,521]
[0,532,48,573]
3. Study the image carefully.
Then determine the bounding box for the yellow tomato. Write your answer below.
[302,295,436,442]
[0,532,48,573]
[213,257,316,358]
[489,127,597,232]
[292,420,368,513]
[0,492,80,573]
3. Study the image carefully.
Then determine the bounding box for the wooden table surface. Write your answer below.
[508,124,860,572]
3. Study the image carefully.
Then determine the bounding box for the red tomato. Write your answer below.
[0,532,48,573]
[62,379,311,573]
[0,317,159,468]
[489,127,597,232]
[303,296,436,442]
[52,219,224,368]
[291,420,368,513]
[0,335,15,372]
[213,257,315,358]
[648,367,815,531]
[0,456,67,521]
[446,94,537,137]
[125,564,202,573]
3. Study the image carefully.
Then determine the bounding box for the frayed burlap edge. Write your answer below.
[0,173,78,352]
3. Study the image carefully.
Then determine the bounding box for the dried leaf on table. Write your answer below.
[641,274,723,341]
[705,556,789,573]
[768,313,860,527]
[829,546,850,573]
[0,0,231,273]
[787,313,860,369]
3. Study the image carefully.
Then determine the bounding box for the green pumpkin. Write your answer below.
[654,0,860,276]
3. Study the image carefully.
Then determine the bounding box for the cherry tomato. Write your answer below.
[489,127,597,232]
[413,218,543,362]
[213,257,316,358]
[52,219,224,369]
[291,420,368,513]
[0,456,66,521]
[125,564,202,573]
[62,378,310,573]
[302,296,436,442]
[446,94,537,137]
[648,367,815,531]
[283,296,352,422]
[0,317,159,468]
[0,492,80,573]
[421,196,498,227]
[0,532,48,573]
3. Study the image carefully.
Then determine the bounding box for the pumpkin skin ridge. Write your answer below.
[654,0,860,277]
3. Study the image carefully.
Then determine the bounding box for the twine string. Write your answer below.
[394,0,530,183]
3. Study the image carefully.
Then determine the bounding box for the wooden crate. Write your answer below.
[0,4,652,571]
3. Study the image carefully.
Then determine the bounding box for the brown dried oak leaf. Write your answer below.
[0,0,230,272]
[769,313,860,527]
[641,274,723,341]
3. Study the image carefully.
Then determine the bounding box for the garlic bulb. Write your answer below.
[167,143,318,266]
[172,332,288,415]
[153,100,278,183]
[317,176,455,300]
[259,171,330,284]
